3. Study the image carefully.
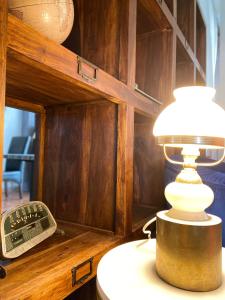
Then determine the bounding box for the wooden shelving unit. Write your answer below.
[135,0,173,104]
[0,222,123,299]
[164,0,174,15]
[177,0,195,51]
[63,0,129,83]
[0,0,207,298]
[133,112,164,231]
[196,2,206,73]
[176,38,195,88]
[196,69,205,86]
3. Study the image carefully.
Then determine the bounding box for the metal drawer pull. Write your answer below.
[77,56,98,83]
[134,84,162,105]
[71,257,93,286]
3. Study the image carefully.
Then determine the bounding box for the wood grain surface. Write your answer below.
[0,224,122,300]
[133,114,165,216]
[177,0,195,50]
[43,102,117,231]
[116,104,134,236]
[0,1,7,212]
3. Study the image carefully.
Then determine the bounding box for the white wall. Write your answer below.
[197,1,222,160]
[4,107,23,154]
[198,0,225,110]
[197,0,218,88]
[3,107,35,192]
[214,1,225,109]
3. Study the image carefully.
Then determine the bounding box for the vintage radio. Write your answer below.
[1,201,57,259]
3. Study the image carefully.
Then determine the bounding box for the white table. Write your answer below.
[97,239,225,300]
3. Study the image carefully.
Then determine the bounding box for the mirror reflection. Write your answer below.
[2,107,36,212]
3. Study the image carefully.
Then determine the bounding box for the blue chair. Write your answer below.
[3,136,31,199]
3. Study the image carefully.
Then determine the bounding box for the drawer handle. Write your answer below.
[71,257,93,286]
[77,56,98,83]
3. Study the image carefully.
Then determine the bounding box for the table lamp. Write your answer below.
[153,86,225,291]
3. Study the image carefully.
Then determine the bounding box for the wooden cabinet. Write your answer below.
[44,102,117,231]
[63,0,129,83]
[177,0,195,51]
[196,2,206,73]
[176,38,195,88]
[136,0,173,104]
[0,1,207,299]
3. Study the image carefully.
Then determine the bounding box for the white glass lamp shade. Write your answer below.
[153,86,225,149]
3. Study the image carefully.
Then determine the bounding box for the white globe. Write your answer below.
[8,0,74,44]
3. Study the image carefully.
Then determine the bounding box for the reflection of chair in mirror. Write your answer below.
[3,136,31,199]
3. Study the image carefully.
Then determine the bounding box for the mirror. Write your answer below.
[2,107,40,212]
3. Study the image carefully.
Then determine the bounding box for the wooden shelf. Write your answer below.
[0,222,122,300]
[133,112,165,230]
[43,102,117,232]
[136,0,173,105]
[63,0,129,84]
[196,3,206,73]
[196,69,206,86]
[176,38,194,88]
[177,0,194,51]
[164,0,174,15]
[7,14,157,117]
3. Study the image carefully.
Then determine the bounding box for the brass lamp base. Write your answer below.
[156,210,222,292]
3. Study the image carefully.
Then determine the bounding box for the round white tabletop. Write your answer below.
[97,239,225,300]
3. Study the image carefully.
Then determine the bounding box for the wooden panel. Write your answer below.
[64,0,129,83]
[78,0,128,83]
[137,0,171,34]
[176,62,195,88]
[85,103,117,229]
[62,0,81,55]
[196,69,205,86]
[196,3,206,72]
[118,0,129,83]
[164,0,173,15]
[127,0,137,87]
[136,29,173,104]
[116,104,134,236]
[0,226,122,300]
[176,38,194,87]
[177,0,194,50]
[43,104,86,218]
[34,112,46,202]
[0,3,7,212]
[171,30,177,95]
[133,114,165,212]
[43,102,117,231]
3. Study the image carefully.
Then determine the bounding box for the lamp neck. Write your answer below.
[175,146,202,184]
[181,145,200,169]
